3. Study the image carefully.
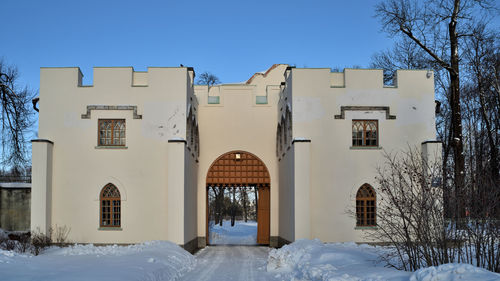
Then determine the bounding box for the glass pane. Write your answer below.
[208,96,220,104]
[256,96,268,104]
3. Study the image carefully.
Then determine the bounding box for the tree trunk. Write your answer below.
[231,187,236,227]
[218,187,224,226]
[448,0,466,219]
[254,186,258,221]
[240,187,248,222]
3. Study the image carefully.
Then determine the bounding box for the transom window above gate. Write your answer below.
[352,120,378,147]
[206,151,270,186]
[98,119,126,147]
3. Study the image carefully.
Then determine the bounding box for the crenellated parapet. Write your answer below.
[330,68,434,90]
[38,65,198,147]
[194,64,287,106]
[40,66,195,88]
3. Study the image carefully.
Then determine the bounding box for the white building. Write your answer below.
[31,64,441,252]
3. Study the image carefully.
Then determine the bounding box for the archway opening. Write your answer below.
[206,151,270,245]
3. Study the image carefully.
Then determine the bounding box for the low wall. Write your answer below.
[0,183,31,231]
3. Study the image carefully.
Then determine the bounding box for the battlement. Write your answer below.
[329,68,434,89]
[40,66,195,88]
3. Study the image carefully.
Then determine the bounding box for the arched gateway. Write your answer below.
[206,151,270,244]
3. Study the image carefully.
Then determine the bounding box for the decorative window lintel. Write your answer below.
[334,106,396,120]
[81,105,142,119]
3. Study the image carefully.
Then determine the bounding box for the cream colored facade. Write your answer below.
[31,64,440,250]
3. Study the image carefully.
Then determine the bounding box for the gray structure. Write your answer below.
[0,183,31,231]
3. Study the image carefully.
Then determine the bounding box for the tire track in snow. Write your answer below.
[187,247,224,281]
[178,246,278,281]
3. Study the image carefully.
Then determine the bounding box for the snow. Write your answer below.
[0,182,31,188]
[0,240,195,281]
[410,263,500,281]
[1,234,499,281]
[209,220,257,245]
[0,228,7,239]
[267,239,500,281]
[179,246,278,281]
[169,136,186,141]
[267,239,409,280]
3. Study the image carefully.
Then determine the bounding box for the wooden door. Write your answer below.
[257,186,270,244]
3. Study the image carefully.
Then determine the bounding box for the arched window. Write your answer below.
[276,124,282,156]
[286,110,292,145]
[100,184,121,227]
[191,119,195,148]
[186,111,192,147]
[282,116,287,149]
[195,124,200,156]
[356,184,376,227]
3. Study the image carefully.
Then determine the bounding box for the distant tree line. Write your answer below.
[208,186,257,227]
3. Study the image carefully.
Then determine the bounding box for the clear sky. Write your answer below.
[2,0,396,89]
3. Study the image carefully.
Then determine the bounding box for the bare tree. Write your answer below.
[0,61,35,169]
[240,187,249,222]
[370,37,432,84]
[368,147,500,272]
[461,24,499,187]
[196,72,220,87]
[230,187,236,227]
[375,0,496,218]
[211,186,225,226]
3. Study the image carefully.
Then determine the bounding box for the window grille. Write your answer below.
[352,120,378,147]
[100,183,121,227]
[356,184,376,227]
[99,119,125,146]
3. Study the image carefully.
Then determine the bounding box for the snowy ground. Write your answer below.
[0,241,195,281]
[1,232,499,281]
[209,220,257,245]
[267,239,500,281]
[179,246,278,281]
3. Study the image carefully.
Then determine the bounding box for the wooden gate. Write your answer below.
[206,151,270,245]
[257,186,270,244]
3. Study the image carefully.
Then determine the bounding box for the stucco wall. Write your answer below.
[278,148,294,243]
[287,67,436,242]
[184,147,198,245]
[36,67,193,244]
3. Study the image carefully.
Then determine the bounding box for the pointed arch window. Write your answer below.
[286,110,292,146]
[195,124,200,157]
[282,117,287,149]
[186,111,193,147]
[99,119,125,146]
[356,184,376,227]
[100,184,121,227]
[276,124,281,157]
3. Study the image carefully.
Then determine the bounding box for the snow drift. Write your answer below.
[410,263,500,281]
[0,240,195,281]
[267,239,500,281]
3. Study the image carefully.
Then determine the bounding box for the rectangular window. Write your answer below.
[256,96,268,104]
[208,96,220,104]
[352,120,378,147]
[98,119,125,146]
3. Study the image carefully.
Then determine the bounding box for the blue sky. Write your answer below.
[2,0,395,89]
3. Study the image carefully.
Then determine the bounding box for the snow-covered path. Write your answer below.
[179,246,279,281]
